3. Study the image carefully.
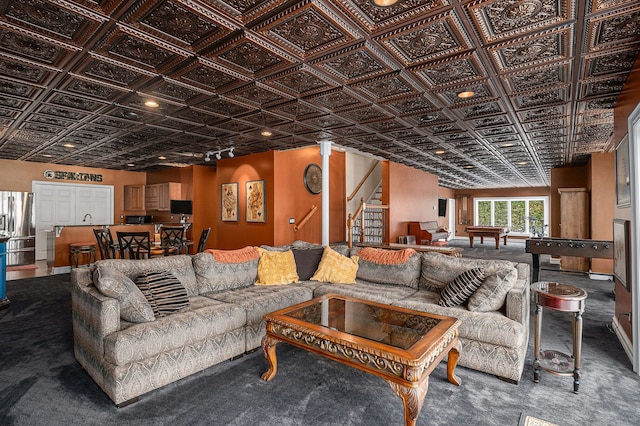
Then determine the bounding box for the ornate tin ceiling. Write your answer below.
[0,0,638,188]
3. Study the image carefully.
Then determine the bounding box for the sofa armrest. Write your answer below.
[505,263,530,325]
[71,280,120,357]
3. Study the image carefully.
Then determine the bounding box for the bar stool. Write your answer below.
[69,242,97,268]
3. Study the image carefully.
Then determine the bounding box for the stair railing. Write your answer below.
[347,161,380,202]
[347,198,389,248]
[294,205,317,232]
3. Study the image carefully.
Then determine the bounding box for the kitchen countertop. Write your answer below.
[50,223,191,237]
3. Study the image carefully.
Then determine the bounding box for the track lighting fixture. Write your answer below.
[204,147,235,162]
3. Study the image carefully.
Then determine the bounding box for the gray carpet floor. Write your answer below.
[1,238,639,425]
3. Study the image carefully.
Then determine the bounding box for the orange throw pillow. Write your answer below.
[357,247,417,265]
[204,246,260,263]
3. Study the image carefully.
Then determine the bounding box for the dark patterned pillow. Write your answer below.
[135,271,189,318]
[438,268,485,308]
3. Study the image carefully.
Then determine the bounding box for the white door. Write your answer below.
[448,198,455,239]
[32,182,114,260]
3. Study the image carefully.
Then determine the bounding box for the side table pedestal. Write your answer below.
[532,281,588,393]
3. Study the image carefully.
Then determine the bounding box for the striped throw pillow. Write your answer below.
[438,268,485,308]
[135,271,189,318]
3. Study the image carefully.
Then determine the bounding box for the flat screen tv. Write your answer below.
[438,198,447,217]
[170,200,192,215]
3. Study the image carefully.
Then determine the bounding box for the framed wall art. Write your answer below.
[246,180,265,223]
[613,219,630,291]
[615,134,631,207]
[221,182,238,222]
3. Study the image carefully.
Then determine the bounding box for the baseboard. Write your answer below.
[612,316,633,364]
[588,271,613,281]
[51,266,71,275]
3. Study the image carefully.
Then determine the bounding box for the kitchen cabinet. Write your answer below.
[124,184,145,211]
[145,183,182,211]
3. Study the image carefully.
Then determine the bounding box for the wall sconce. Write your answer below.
[204,147,234,162]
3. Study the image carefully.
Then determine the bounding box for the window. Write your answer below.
[474,197,549,236]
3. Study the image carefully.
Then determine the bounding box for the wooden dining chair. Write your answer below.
[93,228,118,259]
[160,226,185,255]
[197,227,211,253]
[117,231,151,259]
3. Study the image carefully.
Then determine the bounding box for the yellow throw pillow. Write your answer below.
[255,248,299,285]
[311,246,359,284]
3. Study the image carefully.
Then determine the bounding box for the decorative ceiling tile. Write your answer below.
[79,58,149,87]
[503,62,568,93]
[351,72,417,101]
[382,94,439,116]
[454,101,504,119]
[584,48,640,78]
[226,82,288,106]
[314,44,391,83]
[62,77,125,101]
[467,0,570,43]
[334,0,449,33]
[0,78,39,98]
[518,105,565,122]
[215,36,292,76]
[257,2,354,58]
[0,56,52,84]
[306,88,364,111]
[197,97,256,117]
[102,32,183,71]
[177,59,242,91]
[586,6,640,52]
[132,0,230,48]
[268,100,323,119]
[413,53,483,88]
[489,27,570,72]
[436,81,494,106]
[378,12,471,66]
[264,66,335,96]
[0,27,72,65]
[515,86,567,108]
[581,75,628,98]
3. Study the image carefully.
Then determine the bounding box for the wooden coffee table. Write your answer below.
[261,294,462,426]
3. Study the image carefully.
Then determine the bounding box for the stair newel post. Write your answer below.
[347,213,353,248]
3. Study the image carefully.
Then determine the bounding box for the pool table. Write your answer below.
[465,226,510,249]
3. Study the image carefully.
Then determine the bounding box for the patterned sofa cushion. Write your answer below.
[104,297,246,366]
[352,247,421,289]
[193,248,259,294]
[93,266,155,323]
[96,255,198,296]
[438,268,485,307]
[135,271,190,318]
[313,281,418,305]
[420,252,515,292]
[468,267,518,312]
[392,291,525,349]
[207,285,313,324]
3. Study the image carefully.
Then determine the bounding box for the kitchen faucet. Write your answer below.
[83,213,92,223]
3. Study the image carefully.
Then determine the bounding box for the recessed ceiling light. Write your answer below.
[517,161,527,165]
[127,163,135,167]
[457,91,475,99]
[261,130,273,137]
[464,165,474,169]
[144,100,159,108]
[435,150,446,155]
[63,143,75,148]
[502,143,515,147]
[124,111,139,119]
[158,156,167,160]
[370,0,399,6]
[42,154,52,158]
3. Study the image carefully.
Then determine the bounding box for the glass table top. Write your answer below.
[283,296,442,350]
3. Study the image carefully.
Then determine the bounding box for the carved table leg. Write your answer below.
[447,340,462,386]
[386,379,429,426]
[261,334,280,382]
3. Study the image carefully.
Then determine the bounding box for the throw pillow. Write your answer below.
[255,248,299,285]
[467,267,518,312]
[438,268,485,308]
[135,271,189,318]
[292,247,324,281]
[354,247,421,289]
[310,246,359,284]
[93,266,155,323]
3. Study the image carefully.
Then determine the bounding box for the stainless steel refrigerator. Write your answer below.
[0,192,35,266]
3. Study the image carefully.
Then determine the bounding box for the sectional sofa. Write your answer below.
[71,242,530,405]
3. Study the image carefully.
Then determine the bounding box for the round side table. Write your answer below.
[531,281,588,393]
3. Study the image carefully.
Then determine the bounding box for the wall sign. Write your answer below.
[43,170,103,182]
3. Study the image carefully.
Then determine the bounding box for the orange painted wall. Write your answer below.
[589,153,615,274]
[384,162,439,243]
[215,151,275,249]
[191,166,217,251]
[273,147,346,245]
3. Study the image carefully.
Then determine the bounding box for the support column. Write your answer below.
[319,141,332,246]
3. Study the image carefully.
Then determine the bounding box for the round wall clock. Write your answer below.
[304,163,322,194]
